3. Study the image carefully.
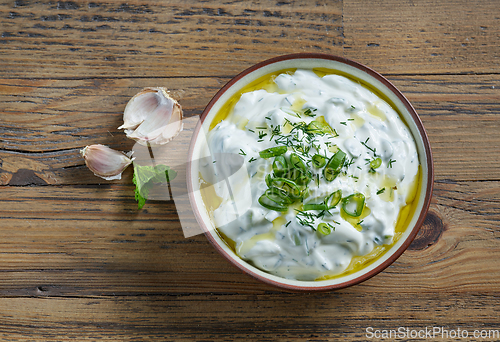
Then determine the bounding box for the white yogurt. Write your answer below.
[200,69,419,281]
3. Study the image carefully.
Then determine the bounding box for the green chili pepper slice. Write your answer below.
[272,155,288,177]
[317,223,333,236]
[258,194,288,212]
[259,146,287,159]
[297,172,312,186]
[284,168,311,186]
[269,178,302,199]
[299,186,310,201]
[289,153,306,172]
[326,189,342,208]
[342,193,365,217]
[266,187,294,205]
[303,203,328,211]
[265,174,273,187]
[311,154,326,168]
[370,157,382,169]
[323,149,346,181]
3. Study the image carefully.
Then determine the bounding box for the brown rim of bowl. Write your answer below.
[187,53,434,291]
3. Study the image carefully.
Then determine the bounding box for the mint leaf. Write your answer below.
[132,163,177,209]
[132,171,147,209]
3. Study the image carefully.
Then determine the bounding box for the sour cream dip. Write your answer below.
[199,69,419,281]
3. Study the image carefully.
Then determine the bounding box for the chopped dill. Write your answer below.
[295,209,316,231]
[303,108,317,117]
[361,137,376,154]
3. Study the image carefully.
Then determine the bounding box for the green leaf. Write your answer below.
[132,171,147,209]
[132,163,177,209]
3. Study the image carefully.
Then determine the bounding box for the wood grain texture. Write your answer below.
[344,0,500,74]
[1,0,500,340]
[0,292,499,341]
[0,0,343,78]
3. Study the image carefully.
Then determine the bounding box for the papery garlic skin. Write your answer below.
[118,87,183,146]
[80,144,133,180]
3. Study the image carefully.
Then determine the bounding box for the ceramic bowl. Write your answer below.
[187,53,433,291]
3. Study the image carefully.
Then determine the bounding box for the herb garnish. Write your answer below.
[303,108,317,117]
[295,209,317,231]
[361,137,377,155]
[133,164,177,209]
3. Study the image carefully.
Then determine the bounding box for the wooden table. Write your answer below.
[1,0,499,340]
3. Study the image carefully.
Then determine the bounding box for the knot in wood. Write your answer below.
[408,211,444,250]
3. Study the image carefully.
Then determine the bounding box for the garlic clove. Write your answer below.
[80,144,133,180]
[118,87,183,146]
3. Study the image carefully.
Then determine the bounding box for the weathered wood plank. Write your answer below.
[0,289,499,341]
[0,0,343,78]
[344,0,500,74]
[0,76,222,151]
[0,180,498,296]
[0,292,499,341]
[3,0,499,78]
[389,75,500,182]
[1,74,499,184]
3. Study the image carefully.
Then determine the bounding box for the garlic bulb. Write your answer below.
[80,144,133,180]
[118,87,183,146]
